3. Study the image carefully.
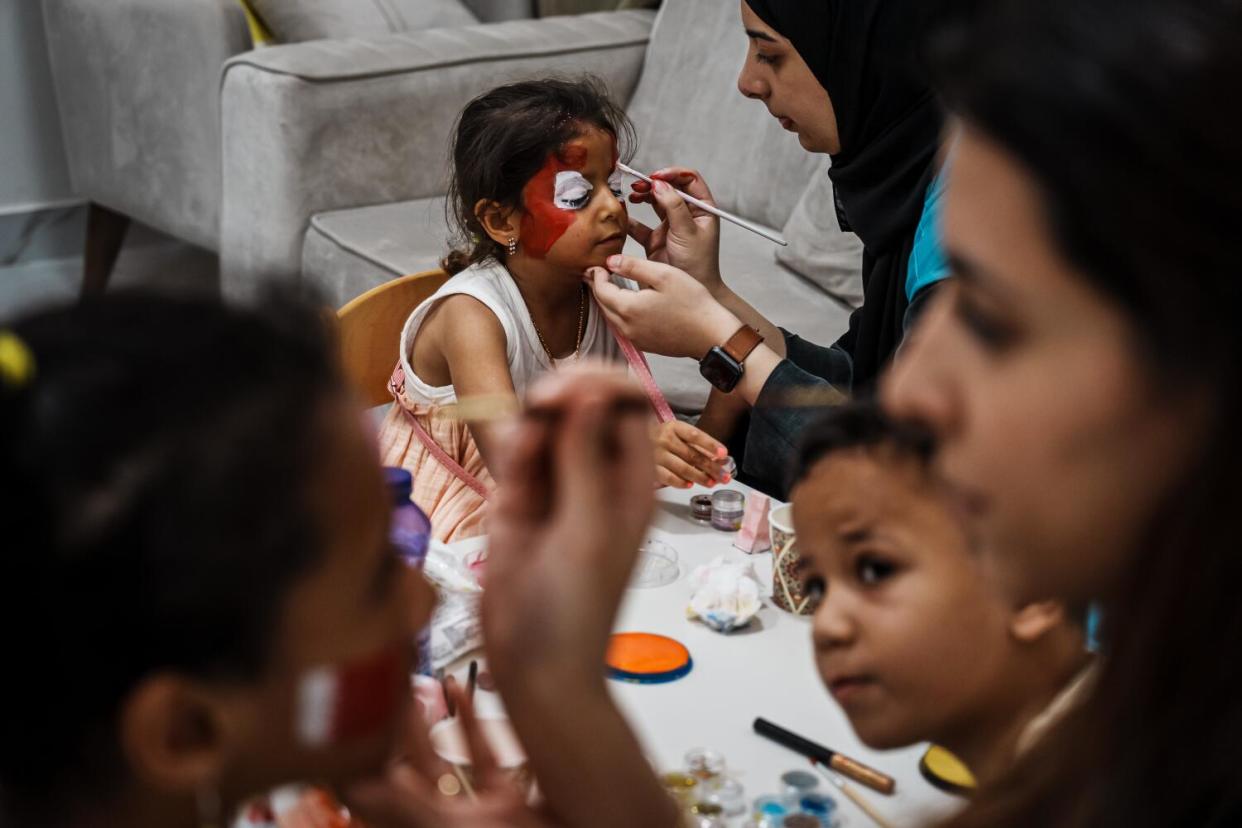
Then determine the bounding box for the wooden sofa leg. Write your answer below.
[82,202,130,297]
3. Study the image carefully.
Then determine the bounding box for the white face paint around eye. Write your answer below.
[553,171,593,211]
[608,169,624,198]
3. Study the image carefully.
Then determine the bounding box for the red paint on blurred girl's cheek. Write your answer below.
[295,642,407,747]
[520,145,589,259]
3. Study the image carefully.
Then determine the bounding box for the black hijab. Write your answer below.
[746,0,943,388]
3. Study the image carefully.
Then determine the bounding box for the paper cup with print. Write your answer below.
[769,503,811,615]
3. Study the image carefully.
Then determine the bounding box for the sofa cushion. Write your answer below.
[304,198,450,307]
[538,0,659,15]
[462,0,538,22]
[249,0,478,43]
[777,161,866,308]
[625,0,820,231]
[305,199,851,414]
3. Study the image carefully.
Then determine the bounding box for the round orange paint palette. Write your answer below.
[606,632,693,684]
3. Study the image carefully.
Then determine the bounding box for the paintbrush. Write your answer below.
[466,660,478,705]
[440,393,652,424]
[450,763,477,802]
[811,759,895,828]
[618,162,789,247]
[443,674,460,718]
[435,667,450,716]
[440,385,848,425]
[754,717,896,795]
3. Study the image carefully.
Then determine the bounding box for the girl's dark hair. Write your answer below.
[926,0,1242,825]
[792,401,934,491]
[0,291,346,822]
[441,76,636,275]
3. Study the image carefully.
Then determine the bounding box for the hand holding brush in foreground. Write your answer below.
[481,366,681,828]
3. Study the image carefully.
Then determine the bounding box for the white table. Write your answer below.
[448,484,960,827]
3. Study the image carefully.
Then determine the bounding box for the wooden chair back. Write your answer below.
[336,269,450,407]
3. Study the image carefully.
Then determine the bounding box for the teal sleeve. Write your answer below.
[906,171,950,301]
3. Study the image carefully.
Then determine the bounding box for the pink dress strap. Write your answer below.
[389,365,491,501]
[605,320,676,424]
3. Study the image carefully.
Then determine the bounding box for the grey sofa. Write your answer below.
[43,0,860,414]
[39,0,640,291]
[220,9,656,299]
[296,0,862,413]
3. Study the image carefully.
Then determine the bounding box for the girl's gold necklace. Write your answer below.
[527,283,587,363]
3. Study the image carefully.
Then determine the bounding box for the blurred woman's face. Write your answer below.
[882,125,1204,607]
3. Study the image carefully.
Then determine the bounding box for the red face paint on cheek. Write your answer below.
[295,642,407,747]
[520,144,589,259]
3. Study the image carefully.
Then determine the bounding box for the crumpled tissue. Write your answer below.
[686,556,763,633]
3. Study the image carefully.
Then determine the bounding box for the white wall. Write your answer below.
[0,0,75,215]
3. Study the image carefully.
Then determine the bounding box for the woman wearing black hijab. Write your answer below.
[746,0,944,384]
[592,0,946,496]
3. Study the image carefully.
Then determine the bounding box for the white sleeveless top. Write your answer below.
[398,260,622,406]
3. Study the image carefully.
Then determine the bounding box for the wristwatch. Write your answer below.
[699,326,764,393]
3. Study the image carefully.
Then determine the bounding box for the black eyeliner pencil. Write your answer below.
[754,717,896,795]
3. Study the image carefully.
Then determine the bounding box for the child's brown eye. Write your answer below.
[803,575,826,610]
[856,555,896,586]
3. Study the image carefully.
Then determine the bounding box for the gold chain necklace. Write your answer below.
[528,284,588,363]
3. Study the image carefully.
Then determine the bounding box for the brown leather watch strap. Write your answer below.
[722,325,764,364]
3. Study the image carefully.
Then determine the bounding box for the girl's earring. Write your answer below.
[507,237,518,256]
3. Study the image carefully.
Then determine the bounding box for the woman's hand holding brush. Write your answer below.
[626,166,723,292]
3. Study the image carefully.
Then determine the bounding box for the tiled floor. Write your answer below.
[0,232,219,322]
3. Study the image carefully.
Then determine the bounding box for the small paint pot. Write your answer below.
[701,777,746,816]
[781,769,819,807]
[799,792,838,823]
[721,455,738,479]
[661,771,700,807]
[685,747,727,782]
[690,494,715,525]
[710,489,745,532]
[753,795,789,826]
[689,801,726,828]
[781,814,822,828]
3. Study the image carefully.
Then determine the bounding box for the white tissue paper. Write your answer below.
[423,541,485,669]
[686,556,763,633]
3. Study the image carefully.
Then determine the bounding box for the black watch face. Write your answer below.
[700,347,742,392]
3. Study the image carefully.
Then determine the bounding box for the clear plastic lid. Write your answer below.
[630,538,680,588]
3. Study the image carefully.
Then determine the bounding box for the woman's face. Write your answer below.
[882,126,1203,606]
[737,2,840,155]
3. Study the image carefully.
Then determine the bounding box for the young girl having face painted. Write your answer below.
[379,78,729,541]
[789,404,1091,787]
